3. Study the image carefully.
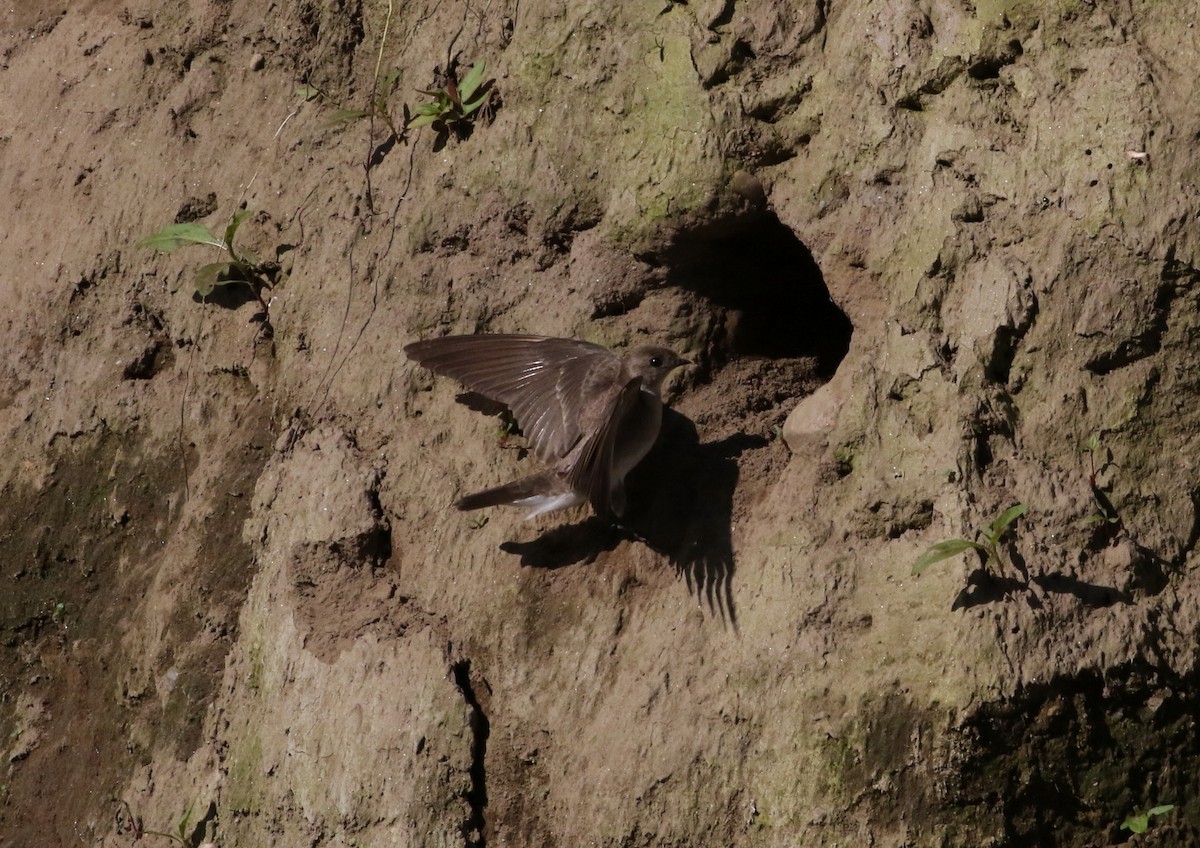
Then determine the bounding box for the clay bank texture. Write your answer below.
[1,0,1199,846]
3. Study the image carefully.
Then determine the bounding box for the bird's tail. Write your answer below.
[456,471,583,519]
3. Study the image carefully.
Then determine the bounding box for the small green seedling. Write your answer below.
[310,60,495,151]
[311,68,409,142]
[911,503,1027,577]
[1082,433,1122,533]
[1084,498,1121,529]
[495,417,518,448]
[1121,804,1174,834]
[303,0,407,148]
[119,798,198,846]
[138,211,272,320]
[409,60,494,140]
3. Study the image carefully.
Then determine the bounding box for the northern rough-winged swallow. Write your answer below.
[404,334,689,519]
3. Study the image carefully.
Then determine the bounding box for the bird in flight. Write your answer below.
[404,334,690,519]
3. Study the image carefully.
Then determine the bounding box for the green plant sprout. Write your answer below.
[299,0,405,146]
[118,798,198,846]
[1121,803,1174,834]
[307,68,408,142]
[307,60,494,151]
[409,60,494,140]
[1083,433,1108,467]
[1082,433,1122,532]
[137,210,273,321]
[1084,497,1121,529]
[911,503,1027,576]
[495,417,518,448]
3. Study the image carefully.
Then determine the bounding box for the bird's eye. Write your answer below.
[650,356,663,367]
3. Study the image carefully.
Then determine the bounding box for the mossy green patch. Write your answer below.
[464,10,723,250]
[245,637,267,692]
[224,732,265,815]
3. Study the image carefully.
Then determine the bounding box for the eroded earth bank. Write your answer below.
[2,0,1199,845]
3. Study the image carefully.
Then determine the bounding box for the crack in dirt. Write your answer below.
[451,660,491,847]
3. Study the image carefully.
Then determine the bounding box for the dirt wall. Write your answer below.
[2,0,1198,845]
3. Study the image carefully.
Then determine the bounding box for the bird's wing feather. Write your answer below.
[404,334,618,460]
[562,376,642,516]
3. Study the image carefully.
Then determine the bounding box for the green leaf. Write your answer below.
[380,68,401,91]
[177,799,195,842]
[911,539,983,577]
[223,210,252,251]
[418,90,453,110]
[296,85,321,100]
[459,60,486,101]
[1121,813,1149,833]
[137,223,224,253]
[989,503,1027,539]
[460,90,489,116]
[1120,805,1173,833]
[194,262,236,297]
[325,108,372,126]
[407,112,442,128]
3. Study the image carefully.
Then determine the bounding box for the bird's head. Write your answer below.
[624,345,691,395]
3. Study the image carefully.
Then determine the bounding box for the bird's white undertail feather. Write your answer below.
[514,492,586,520]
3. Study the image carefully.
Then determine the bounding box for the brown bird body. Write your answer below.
[404,334,689,519]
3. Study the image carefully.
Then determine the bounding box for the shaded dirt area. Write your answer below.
[2,0,1200,846]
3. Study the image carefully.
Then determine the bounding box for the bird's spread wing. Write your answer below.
[562,376,642,516]
[404,334,619,461]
